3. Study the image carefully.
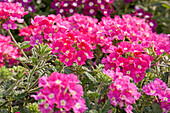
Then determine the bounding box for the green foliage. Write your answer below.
[26,103,41,113]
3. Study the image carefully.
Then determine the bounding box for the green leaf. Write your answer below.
[102,99,111,113]
[20,41,31,49]
[84,72,97,83]
[28,87,41,93]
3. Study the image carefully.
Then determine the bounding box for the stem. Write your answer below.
[134,104,140,112]
[7,30,28,59]
[27,59,42,89]
[124,3,129,14]
[155,62,159,76]
[6,80,19,94]
[140,79,144,88]
[141,101,146,113]
[24,21,28,27]
[94,83,102,109]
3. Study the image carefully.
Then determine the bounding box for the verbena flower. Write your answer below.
[31,72,87,113]
[0,34,21,67]
[0,2,28,30]
[143,78,170,113]
[106,70,141,113]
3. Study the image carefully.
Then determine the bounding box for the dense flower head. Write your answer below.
[83,0,114,16]
[31,72,87,113]
[2,0,35,12]
[51,0,114,16]
[101,41,153,83]
[20,13,169,67]
[133,7,158,32]
[98,14,169,83]
[19,14,97,66]
[143,78,170,113]
[51,0,84,16]
[0,34,21,67]
[105,70,141,113]
[0,2,28,30]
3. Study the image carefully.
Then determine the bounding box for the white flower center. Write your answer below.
[69,9,74,13]
[89,9,94,14]
[149,22,154,27]
[60,100,66,106]
[48,94,54,99]
[89,2,94,7]
[76,103,81,109]
[28,7,33,12]
[59,9,64,13]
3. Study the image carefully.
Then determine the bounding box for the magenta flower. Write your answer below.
[75,50,87,65]
[106,70,141,113]
[2,20,17,30]
[31,72,87,113]
[0,34,21,67]
[30,34,43,46]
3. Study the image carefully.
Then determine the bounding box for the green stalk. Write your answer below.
[27,59,42,89]
[6,80,19,94]
[94,83,102,109]
[141,101,146,113]
[7,30,28,59]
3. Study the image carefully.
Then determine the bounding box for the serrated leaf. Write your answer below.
[102,99,111,113]
[84,72,97,83]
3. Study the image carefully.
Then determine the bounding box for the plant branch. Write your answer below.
[7,30,28,59]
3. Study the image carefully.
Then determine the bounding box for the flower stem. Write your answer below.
[7,30,28,59]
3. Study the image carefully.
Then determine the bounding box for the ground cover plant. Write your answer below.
[0,0,169,113]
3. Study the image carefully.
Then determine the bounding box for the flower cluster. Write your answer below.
[97,15,169,79]
[20,13,169,67]
[19,14,97,66]
[51,0,84,16]
[0,2,28,30]
[102,41,153,83]
[83,0,114,16]
[0,34,21,67]
[106,70,141,113]
[31,72,87,113]
[1,0,35,12]
[143,78,170,113]
[133,6,157,32]
[51,0,114,16]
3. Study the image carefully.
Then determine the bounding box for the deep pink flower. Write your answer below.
[30,34,43,46]
[2,20,17,30]
[32,72,87,113]
[75,50,87,65]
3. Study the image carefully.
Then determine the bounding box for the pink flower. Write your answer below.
[39,101,54,113]
[0,34,21,67]
[31,72,87,113]
[30,34,43,46]
[106,70,141,113]
[2,20,17,30]
[75,50,87,65]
